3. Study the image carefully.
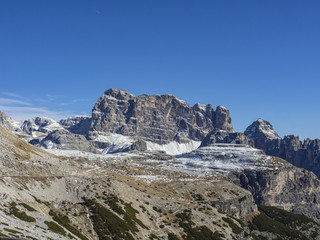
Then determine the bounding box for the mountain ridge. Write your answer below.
[1,89,320,239]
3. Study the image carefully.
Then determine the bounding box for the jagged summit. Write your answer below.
[59,115,91,135]
[245,118,280,141]
[91,89,234,145]
[21,116,63,136]
[104,88,136,100]
[0,110,21,132]
[214,105,234,132]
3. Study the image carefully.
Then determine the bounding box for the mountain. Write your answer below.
[59,115,91,135]
[33,129,99,153]
[0,110,21,132]
[2,89,320,239]
[21,116,64,136]
[1,124,320,239]
[89,88,232,143]
[245,119,320,177]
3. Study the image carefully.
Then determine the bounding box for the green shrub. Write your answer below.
[222,217,242,234]
[21,203,37,212]
[249,206,310,240]
[83,198,136,240]
[4,228,21,234]
[45,221,66,236]
[49,210,89,240]
[9,202,36,222]
[124,203,147,229]
[168,232,179,240]
[175,210,220,240]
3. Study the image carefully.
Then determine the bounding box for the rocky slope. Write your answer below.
[1,85,320,239]
[175,142,320,223]
[0,125,277,240]
[21,116,64,136]
[90,88,233,146]
[0,110,21,132]
[1,124,319,239]
[59,115,91,135]
[32,129,99,153]
[245,119,320,177]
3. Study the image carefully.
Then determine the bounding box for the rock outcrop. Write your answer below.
[90,88,234,145]
[0,110,21,132]
[200,130,253,147]
[35,129,98,153]
[21,116,63,136]
[245,118,281,149]
[177,143,320,222]
[213,105,234,132]
[59,115,91,135]
[236,166,320,222]
[245,119,320,177]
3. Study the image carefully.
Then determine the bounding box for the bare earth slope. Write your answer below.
[1,124,320,239]
[0,125,256,239]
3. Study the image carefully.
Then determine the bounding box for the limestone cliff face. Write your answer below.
[59,116,91,135]
[90,89,233,144]
[200,130,253,147]
[236,166,320,221]
[35,129,98,153]
[213,105,234,132]
[245,119,320,177]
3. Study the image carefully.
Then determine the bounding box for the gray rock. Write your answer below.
[0,111,21,132]
[38,129,98,153]
[245,119,281,143]
[236,167,320,222]
[90,89,233,145]
[200,130,253,147]
[21,117,63,135]
[213,105,234,132]
[245,119,320,177]
[59,115,91,135]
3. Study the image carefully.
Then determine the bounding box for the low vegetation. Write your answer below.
[21,203,37,212]
[9,202,36,222]
[249,205,320,240]
[83,198,139,240]
[49,210,89,240]
[45,221,66,236]
[175,209,224,240]
[222,217,242,234]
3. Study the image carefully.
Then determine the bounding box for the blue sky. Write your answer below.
[1,1,320,139]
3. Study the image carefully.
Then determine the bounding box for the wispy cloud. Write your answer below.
[0,97,32,106]
[1,92,24,99]
[0,93,78,121]
[0,105,72,121]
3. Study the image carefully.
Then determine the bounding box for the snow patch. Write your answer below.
[146,140,201,155]
[92,133,134,153]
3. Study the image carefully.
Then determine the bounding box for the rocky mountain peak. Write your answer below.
[59,115,91,135]
[21,116,63,136]
[104,88,136,101]
[0,110,9,121]
[213,105,234,132]
[90,89,234,145]
[0,111,21,132]
[245,118,280,141]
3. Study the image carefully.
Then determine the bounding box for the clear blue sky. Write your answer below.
[1,0,320,139]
